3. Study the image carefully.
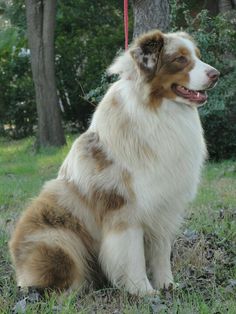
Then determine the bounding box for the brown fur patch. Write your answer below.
[60,172,128,225]
[131,31,164,77]
[80,132,113,171]
[70,182,126,224]
[111,97,119,107]
[39,196,93,249]
[134,30,164,55]
[112,222,129,233]
[92,188,125,211]
[24,243,77,290]
[148,45,195,109]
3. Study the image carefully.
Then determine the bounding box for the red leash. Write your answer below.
[124,0,129,50]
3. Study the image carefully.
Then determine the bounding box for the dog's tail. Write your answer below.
[9,188,93,292]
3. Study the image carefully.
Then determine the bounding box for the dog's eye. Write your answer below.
[175,56,187,64]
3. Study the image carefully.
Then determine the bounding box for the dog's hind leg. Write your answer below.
[99,225,155,295]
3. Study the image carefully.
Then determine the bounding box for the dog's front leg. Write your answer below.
[149,238,174,289]
[99,225,155,295]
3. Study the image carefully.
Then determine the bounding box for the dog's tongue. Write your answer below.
[176,85,207,102]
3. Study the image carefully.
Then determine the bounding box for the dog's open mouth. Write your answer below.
[172,84,208,105]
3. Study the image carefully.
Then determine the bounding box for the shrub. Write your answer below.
[0,27,36,138]
[55,0,125,129]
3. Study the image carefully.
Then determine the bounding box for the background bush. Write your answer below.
[0,0,235,159]
[0,27,36,138]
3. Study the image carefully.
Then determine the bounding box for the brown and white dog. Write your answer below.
[9,30,219,295]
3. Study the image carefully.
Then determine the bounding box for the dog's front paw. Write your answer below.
[157,281,180,292]
[142,288,159,296]
[126,280,159,296]
[132,287,160,297]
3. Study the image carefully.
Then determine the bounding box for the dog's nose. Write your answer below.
[207,69,220,81]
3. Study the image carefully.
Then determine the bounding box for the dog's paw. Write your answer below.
[163,282,179,291]
[133,288,159,297]
[145,289,160,296]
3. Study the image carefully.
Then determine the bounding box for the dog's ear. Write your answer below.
[130,32,164,75]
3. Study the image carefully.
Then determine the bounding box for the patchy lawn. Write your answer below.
[0,136,235,313]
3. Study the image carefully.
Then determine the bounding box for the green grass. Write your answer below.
[0,136,235,313]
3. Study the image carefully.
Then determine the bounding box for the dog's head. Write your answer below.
[109,30,220,108]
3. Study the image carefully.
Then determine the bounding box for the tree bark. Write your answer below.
[205,0,219,16]
[132,0,170,38]
[218,0,233,12]
[26,0,66,147]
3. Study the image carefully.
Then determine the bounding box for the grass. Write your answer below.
[0,136,235,313]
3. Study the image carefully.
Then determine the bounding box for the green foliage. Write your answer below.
[2,0,26,32]
[0,26,36,138]
[85,72,119,104]
[55,0,125,129]
[171,9,236,160]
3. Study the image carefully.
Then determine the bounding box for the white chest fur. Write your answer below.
[131,99,206,228]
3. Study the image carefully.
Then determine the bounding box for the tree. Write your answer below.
[218,0,235,12]
[131,0,170,38]
[26,0,65,147]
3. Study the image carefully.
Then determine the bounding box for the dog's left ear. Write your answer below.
[130,32,164,75]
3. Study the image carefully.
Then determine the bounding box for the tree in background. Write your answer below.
[132,0,170,37]
[219,0,236,12]
[26,0,65,147]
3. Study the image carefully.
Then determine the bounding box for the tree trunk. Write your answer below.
[132,0,170,38]
[26,0,66,147]
[205,0,219,16]
[218,0,233,12]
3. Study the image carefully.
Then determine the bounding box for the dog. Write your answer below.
[9,30,219,295]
